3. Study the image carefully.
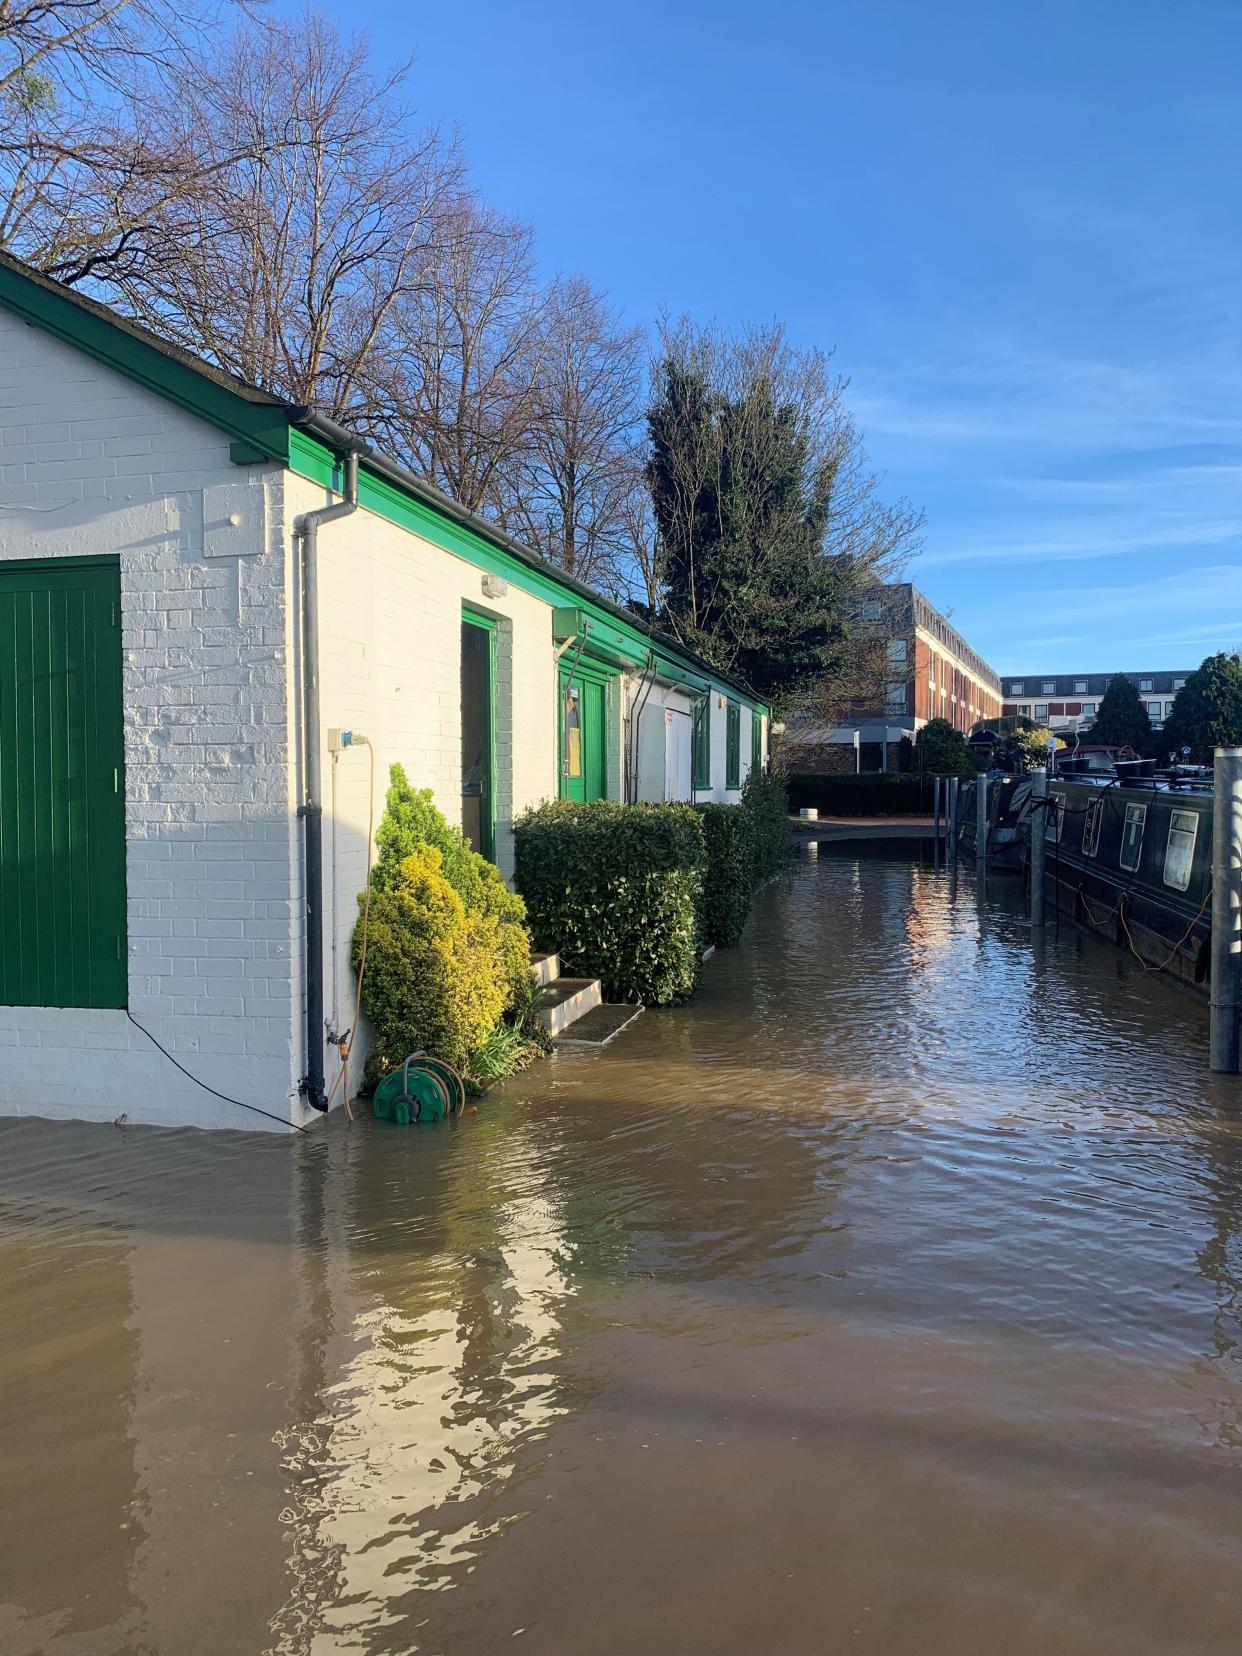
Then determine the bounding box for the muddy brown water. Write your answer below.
[3,847,1242,1656]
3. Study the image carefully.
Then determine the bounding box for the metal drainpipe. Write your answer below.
[295,442,367,1111]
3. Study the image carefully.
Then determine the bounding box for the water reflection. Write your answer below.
[2,852,1242,1655]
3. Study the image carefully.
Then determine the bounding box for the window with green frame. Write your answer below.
[751,709,763,773]
[692,696,711,789]
[726,702,741,789]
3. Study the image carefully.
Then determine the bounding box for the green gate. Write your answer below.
[0,557,127,1008]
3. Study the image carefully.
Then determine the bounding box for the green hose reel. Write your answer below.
[372,1052,466,1125]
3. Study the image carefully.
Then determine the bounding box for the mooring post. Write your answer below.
[948,777,959,870]
[1030,766,1047,927]
[933,776,942,867]
[1210,747,1242,1075]
[976,773,988,876]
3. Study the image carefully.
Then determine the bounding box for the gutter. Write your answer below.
[294,430,370,1111]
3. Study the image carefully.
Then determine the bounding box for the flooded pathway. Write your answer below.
[4,848,1242,1656]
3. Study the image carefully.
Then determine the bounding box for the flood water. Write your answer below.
[4,847,1242,1656]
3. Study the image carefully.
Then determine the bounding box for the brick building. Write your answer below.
[782,583,1002,771]
[1000,671,1194,735]
[0,252,766,1130]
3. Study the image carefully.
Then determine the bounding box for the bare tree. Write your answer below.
[0,0,254,279]
[83,12,464,418]
[499,276,645,593]
[379,198,545,509]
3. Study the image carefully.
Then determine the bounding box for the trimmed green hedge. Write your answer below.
[786,773,935,816]
[741,765,790,883]
[514,801,706,1004]
[695,804,754,948]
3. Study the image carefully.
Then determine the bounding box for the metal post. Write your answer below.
[948,777,959,870]
[1030,766,1047,928]
[933,776,941,867]
[1210,747,1242,1074]
[976,772,988,875]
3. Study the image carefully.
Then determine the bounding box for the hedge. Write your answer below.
[786,773,935,816]
[695,803,754,948]
[514,800,706,1005]
[741,765,790,884]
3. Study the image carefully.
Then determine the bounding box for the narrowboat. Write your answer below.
[1043,774,1215,989]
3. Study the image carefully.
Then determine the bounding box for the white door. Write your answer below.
[665,708,692,801]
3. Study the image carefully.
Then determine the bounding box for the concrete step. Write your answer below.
[554,1003,644,1048]
[533,975,602,1037]
[530,952,561,987]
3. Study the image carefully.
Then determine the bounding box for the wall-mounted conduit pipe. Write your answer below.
[294,437,369,1111]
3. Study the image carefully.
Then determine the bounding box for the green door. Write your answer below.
[0,557,127,1008]
[461,614,496,861]
[559,664,608,802]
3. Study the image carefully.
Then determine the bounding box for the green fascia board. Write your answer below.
[288,429,763,713]
[0,255,292,462]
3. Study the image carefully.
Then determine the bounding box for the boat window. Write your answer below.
[1082,797,1103,858]
[1045,797,1063,844]
[1119,803,1146,872]
[1163,809,1198,892]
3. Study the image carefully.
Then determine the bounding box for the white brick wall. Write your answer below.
[0,310,303,1131]
[284,472,560,1100]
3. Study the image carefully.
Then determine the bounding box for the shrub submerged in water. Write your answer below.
[514,800,706,1005]
[694,802,754,948]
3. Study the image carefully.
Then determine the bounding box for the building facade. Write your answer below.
[0,254,766,1131]
[781,583,1002,771]
[1000,671,1193,735]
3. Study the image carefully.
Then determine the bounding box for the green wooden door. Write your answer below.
[0,558,127,1008]
[559,665,608,802]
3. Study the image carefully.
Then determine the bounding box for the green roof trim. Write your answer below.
[0,251,767,715]
[0,252,292,462]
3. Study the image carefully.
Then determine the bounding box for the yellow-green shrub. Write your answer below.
[354,845,508,1075]
[371,764,532,1017]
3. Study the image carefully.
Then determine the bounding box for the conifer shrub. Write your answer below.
[371,764,533,1018]
[514,800,706,1005]
[694,803,754,947]
[354,846,508,1076]
[740,765,790,885]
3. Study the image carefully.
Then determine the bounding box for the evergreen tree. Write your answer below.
[1161,653,1242,762]
[913,717,975,777]
[1088,674,1152,751]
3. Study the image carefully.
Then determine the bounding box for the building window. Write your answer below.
[1173,678,1186,691]
[861,600,881,622]
[1119,803,1147,872]
[1041,680,1054,694]
[1146,701,1162,720]
[1019,704,1031,717]
[1164,809,1199,891]
[693,696,710,790]
[1081,702,1096,717]
[885,681,908,715]
[726,701,741,789]
[1165,701,1175,718]
[1010,681,1024,695]
[887,638,907,663]
[1082,797,1104,859]
[1034,704,1048,720]
[1140,678,1153,692]
[1074,680,1087,694]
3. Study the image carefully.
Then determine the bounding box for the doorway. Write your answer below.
[559,662,609,802]
[461,616,495,860]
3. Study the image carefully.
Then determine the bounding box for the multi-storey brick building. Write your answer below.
[1000,671,1194,735]
[782,583,1002,770]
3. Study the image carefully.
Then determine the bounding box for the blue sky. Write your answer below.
[312,0,1241,674]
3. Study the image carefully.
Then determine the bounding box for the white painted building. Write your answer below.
[0,254,767,1132]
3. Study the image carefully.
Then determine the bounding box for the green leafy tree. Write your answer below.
[1088,674,1152,751]
[1161,652,1242,762]
[643,319,921,713]
[913,717,975,777]
[995,725,1061,774]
